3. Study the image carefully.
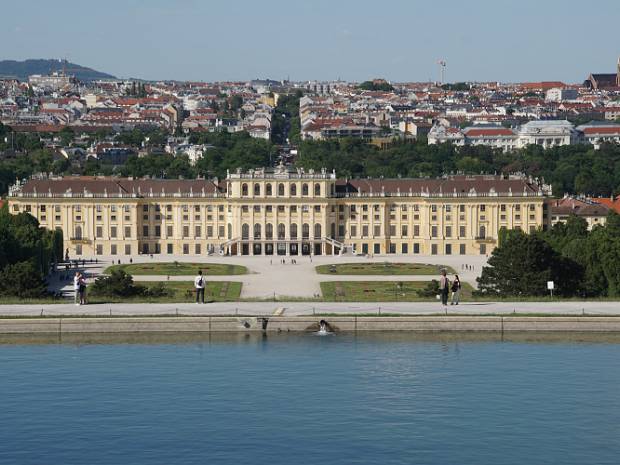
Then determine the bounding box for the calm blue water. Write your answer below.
[1,332,619,465]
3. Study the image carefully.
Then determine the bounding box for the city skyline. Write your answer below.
[2,0,619,83]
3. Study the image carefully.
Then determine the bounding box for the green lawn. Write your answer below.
[89,281,242,303]
[320,281,474,302]
[316,262,454,275]
[105,262,248,276]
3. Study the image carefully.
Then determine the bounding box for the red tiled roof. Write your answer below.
[582,126,620,135]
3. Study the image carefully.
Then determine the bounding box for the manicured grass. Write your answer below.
[105,262,247,276]
[316,262,454,275]
[320,281,474,302]
[88,281,242,303]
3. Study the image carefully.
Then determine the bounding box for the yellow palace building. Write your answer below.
[7,166,552,258]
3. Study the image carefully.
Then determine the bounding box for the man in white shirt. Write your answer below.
[73,272,81,305]
[194,270,205,304]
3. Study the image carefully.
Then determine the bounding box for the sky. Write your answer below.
[1,0,619,83]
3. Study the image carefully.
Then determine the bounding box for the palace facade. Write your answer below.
[7,167,552,257]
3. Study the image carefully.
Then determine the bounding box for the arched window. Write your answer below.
[266,183,273,196]
[266,223,273,239]
[302,223,310,239]
[254,183,260,196]
[227,223,232,240]
[302,183,309,196]
[314,223,322,239]
[254,223,262,240]
[314,183,321,196]
[278,223,286,240]
[290,183,297,196]
[241,183,248,196]
[479,225,486,239]
[278,183,285,196]
[290,224,298,240]
[74,225,82,240]
[241,224,249,240]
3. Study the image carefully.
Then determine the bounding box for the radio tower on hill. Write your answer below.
[437,60,446,85]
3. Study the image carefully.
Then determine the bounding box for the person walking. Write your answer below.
[194,270,205,304]
[439,269,450,308]
[451,274,461,305]
[73,272,81,305]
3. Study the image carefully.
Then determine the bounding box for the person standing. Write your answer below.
[73,272,81,305]
[439,269,450,308]
[79,273,87,305]
[451,274,461,305]
[194,270,205,304]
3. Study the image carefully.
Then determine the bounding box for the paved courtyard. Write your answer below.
[50,253,489,299]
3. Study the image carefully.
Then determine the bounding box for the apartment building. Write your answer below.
[8,168,552,258]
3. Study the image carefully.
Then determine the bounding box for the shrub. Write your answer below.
[0,261,47,298]
[416,280,440,298]
[91,269,143,297]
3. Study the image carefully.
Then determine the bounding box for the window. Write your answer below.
[290,184,297,196]
[362,225,368,237]
[389,225,396,236]
[445,226,452,238]
[74,225,82,240]
[501,204,506,212]
[167,225,173,237]
[96,244,103,255]
[195,225,201,238]
[155,225,161,237]
[302,183,309,196]
[143,205,149,212]
[401,243,408,254]
[278,223,286,240]
[207,226,213,238]
[302,223,310,239]
[142,225,149,237]
[242,183,248,196]
[218,226,225,238]
[314,223,321,239]
[459,205,465,213]
[125,227,131,238]
[373,225,381,236]
[413,225,420,237]
[254,223,261,239]
[460,244,466,255]
[195,244,201,254]
[291,224,298,239]
[431,244,438,255]
[242,224,250,240]
[445,244,452,255]
[110,226,117,238]
[254,183,260,196]
[431,205,437,212]
[350,225,357,237]
[413,243,420,254]
[278,183,285,196]
[479,225,486,239]
[96,226,103,238]
[111,244,117,255]
[183,244,189,254]
[388,243,396,254]
[401,225,408,237]
[75,244,82,256]
[266,183,273,196]
[480,205,486,212]
[374,244,380,254]
[459,226,466,237]
[431,226,437,238]
[125,244,131,255]
[314,183,321,196]
[314,205,321,213]
[480,244,487,255]
[254,205,261,213]
[167,244,173,254]
[266,223,273,239]
[183,226,189,238]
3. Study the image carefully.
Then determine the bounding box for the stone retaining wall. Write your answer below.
[2,316,620,334]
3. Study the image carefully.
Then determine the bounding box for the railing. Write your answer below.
[330,191,546,199]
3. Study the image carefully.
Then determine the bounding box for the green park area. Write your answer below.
[320,281,473,302]
[316,262,453,275]
[89,280,242,303]
[105,262,247,276]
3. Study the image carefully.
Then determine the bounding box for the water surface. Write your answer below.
[1,332,619,465]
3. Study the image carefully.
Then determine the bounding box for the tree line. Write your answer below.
[478,214,620,298]
[0,205,63,298]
